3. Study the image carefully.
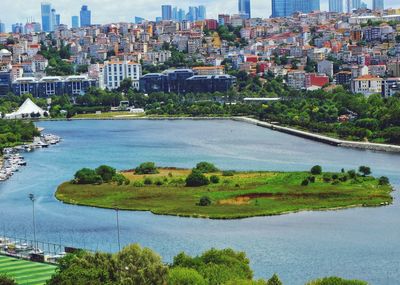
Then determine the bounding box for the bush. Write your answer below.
[135,162,158,175]
[322,173,332,183]
[133,181,144,187]
[222,170,236,176]
[144,177,153,185]
[267,274,283,285]
[339,175,348,182]
[74,168,103,184]
[358,166,371,177]
[332,174,339,180]
[379,176,390,185]
[95,165,116,183]
[112,173,129,186]
[168,267,206,285]
[310,165,322,175]
[306,276,367,285]
[198,196,211,206]
[308,176,316,183]
[186,170,210,187]
[347,170,357,179]
[155,179,164,186]
[301,179,309,186]
[0,274,17,285]
[195,162,219,173]
[210,175,220,184]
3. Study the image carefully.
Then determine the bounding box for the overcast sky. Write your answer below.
[1,0,400,31]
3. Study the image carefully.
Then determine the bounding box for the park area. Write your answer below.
[0,255,56,285]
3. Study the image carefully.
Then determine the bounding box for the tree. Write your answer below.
[95,165,116,183]
[135,162,158,175]
[198,196,212,206]
[378,176,390,185]
[210,175,220,184]
[267,274,283,285]
[347,170,357,179]
[186,170,209,187]
[310,165,322,175]
[168,267,206,285]
[195,162,219,173]
[115,244,168,285]
[358,166,371,177]
[0,274,17,285]
[74,168,103,184]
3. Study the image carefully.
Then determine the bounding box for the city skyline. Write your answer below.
[1,0,400,31]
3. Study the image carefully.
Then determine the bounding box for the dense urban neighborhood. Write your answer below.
[1,0,400,285]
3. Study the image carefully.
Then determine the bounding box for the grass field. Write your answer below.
[0,255,56,285]
[56,167,393,219]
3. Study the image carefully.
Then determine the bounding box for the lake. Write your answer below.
[0,120,399,284]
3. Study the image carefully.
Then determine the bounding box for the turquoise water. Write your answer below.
[0,120,399,284]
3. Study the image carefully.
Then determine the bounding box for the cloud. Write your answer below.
[1,0,399,31]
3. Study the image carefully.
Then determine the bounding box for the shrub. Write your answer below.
[74,168,103,184]
[347,170,357,179]
[198,196,211,206]
[358,166,371,177]
[222,170,235,176]
[195,162,219,173]
[0,274,17,285]
[95,165,116,183]
[133,181,144,187]
[379,176,390,185]
[210,175,220,184]
[168,267,206,285]
[308,176,316,183]
[112,173,129,186]
[322,173,332,183]
[144,177,153,185]
[339,175,348,182]
[186,170,210,187]
[267,274,283,285]
[155,180,164,186]
[305,276,367,285]
[301,179,309,186]
[135,162,158,175]
[332,174,339,180]
[310,165,322,175]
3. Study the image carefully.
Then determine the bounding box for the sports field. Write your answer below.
[0,255,56,285]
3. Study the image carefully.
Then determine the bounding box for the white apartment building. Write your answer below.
[352,75,382,96]
[104,60,142,90]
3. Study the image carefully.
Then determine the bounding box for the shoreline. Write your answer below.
[42,116,400,154]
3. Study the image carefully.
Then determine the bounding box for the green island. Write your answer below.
[56,162,393,219]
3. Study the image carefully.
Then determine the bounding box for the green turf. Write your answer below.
[0,255,56,285]
[56,168,393,219]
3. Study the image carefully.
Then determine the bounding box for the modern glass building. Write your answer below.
[71,16,79,28]
[329,0,343,12]
[161,5,172,21]
[55,14,60,27]
[238,0,251,19]
[80,5,91,27]
[271,0,320,18]
[41,2,52,32]
[0,22,5,33]
[198,5,206,20]
[373,0,384,10]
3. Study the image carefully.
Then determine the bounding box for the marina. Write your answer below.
[0,133,61,182]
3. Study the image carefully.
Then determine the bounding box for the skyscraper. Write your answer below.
[0,21,5,33]
[71,16,79,28]
[352,0,361,10]
[80,5,91,27]
[41,2,52,32]
[373,0,384,10]
[329,0,343,12]
[55,14,61,27]
[187,6,198,22]
[238,0,251,19]
[161,5,172,21]
[271,0,320,18]
[51,8,57,30]
[198,5,206,20]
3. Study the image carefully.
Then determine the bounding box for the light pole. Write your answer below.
[28,194,37,252]
[115,208,121,252]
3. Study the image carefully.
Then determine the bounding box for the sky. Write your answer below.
[1,0,400,31]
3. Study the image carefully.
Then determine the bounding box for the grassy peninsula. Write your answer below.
[56,163,393,219]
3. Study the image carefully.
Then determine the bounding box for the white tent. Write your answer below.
[5,98,47,119]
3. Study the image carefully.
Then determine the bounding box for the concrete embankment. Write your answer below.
[234,117,400,153]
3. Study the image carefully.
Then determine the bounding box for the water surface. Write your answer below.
[0,120,399,284]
